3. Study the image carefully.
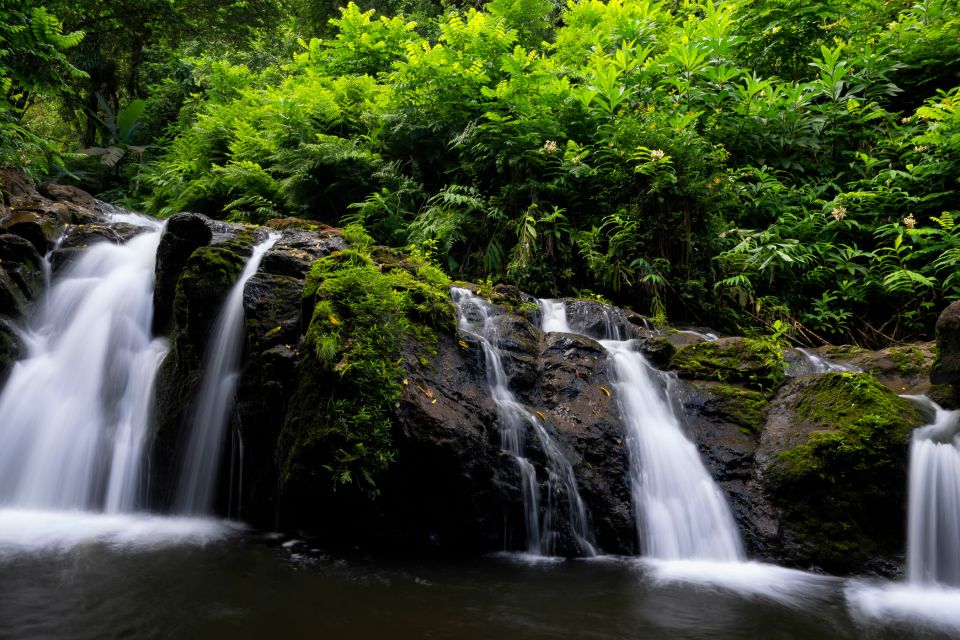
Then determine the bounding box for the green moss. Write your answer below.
[710,383,766,435]
[768,372,926,569]
[671,337,786,393]
[175,243,247,307]
[885,345,929,376]
[284,224,453,495]
[822,344,866,359]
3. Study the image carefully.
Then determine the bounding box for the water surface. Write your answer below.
[1,512,955,640]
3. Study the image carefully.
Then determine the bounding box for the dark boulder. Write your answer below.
[749,373,925,574]
[565,299,645,340]
[152,213,214,335]
[932,301,960,386]
[0,233,44,381]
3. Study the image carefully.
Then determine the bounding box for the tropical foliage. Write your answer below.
[8,0,960,345]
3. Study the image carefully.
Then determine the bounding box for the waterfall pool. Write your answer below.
[0,521,955,640]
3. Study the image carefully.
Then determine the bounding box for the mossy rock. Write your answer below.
[764,372,926,571]
[671,336,786,393]
[702,382,767,436]
[283,225,454,497]
[932,301,960,385]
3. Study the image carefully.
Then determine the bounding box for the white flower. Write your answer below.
[650,149,665,161]
[831,206,847,221]
[903,213,916,229]
[543,140,558,154]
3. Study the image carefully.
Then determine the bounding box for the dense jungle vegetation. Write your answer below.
[3,0,960,346]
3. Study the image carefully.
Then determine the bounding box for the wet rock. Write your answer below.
[637,333,675,368]
[818,342,935,394]
[671,337,786,393]
[39,183,97,210]
[749,373,925,574]
[0,233,44,381]
[0,211,60,254]
[565,299,640,340]
[152,213,214,335]
[681,380,765,554]
[47,222,148,274]
[537,332,634,553]
[0,234,43,301]
[932,301,960,386]
[490,314,540,393]
[149,231,254,507]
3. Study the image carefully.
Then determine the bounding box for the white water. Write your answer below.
[452,289,595,556]
[845,397,960,634]
[677,329,718,342]
[539,300,743,561]
[0,508,240,558]
[643,559,838,607]
[905,397,960,586]
[0,221,167,511]
[175,233,280,515]
[795,347,862,374]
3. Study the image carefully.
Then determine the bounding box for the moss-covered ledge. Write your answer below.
[671,336,786,394]
[280,225,454,499]
[762,372,926,573]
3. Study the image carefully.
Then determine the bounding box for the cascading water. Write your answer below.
[452,288,595,556]
[175,233,280,515]
[539,299,743,561]
[905,396,960,586]
[795,348,862,374]
[0,217,168,511]
[845,397,960,631]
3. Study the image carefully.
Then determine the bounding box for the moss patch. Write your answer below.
[671,337,786,393]
[767,372,926,570]
[283,225,453,494]
[709,383,766,436]
[884,345,930,376]
[822,344,867,359]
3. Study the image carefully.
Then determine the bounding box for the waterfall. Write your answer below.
[844,397,960,630]
[175,233,280,515]
[906,396,960,586]
[795,348,862,374]
[0,220,167,511]
[539,299,743,561]
[452,288,595,556]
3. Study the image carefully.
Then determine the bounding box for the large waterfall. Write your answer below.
[175,233,280,515]
[0,217,167,512]
[539,300,743,561]
[452,288,595,556]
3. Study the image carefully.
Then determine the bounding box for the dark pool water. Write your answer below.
[0,510,957,640]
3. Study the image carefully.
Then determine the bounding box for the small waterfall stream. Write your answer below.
[905,396,960,586]
[175,233,280,515]
[795,348,862,374]
[539,300,743,561]
[452,288,595,556]
[0,218,167,511]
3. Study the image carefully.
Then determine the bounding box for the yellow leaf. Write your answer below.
[458,340,469,349]
[431,399,437,404]
[328,314,340,325]
[600,386,611,397]
[535,411,545,420]
[403,378,409,385]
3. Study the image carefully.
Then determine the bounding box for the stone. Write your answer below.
[152,212,214,335]
[931,301,960,386]
[671,336,786,393]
